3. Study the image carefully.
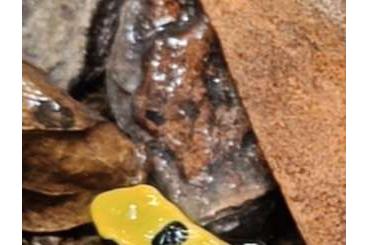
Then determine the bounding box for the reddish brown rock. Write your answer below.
[199,0,345,244]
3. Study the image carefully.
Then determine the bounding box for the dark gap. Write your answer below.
[69,0,122,100]
[217,190,306,245]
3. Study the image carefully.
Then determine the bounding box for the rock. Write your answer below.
[199,0,345,244]
[23,236,62,245]
[23,0,121,91]
[22,233,107,245]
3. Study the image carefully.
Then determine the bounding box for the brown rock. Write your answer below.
[199,0,345,244]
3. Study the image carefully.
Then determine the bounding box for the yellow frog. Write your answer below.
[90,184,228,245]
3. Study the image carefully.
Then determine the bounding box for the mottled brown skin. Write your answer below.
[105,0,185,141]
[134,20,249,178]
[106,0,275,232]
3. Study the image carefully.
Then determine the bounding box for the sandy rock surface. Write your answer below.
[199,0,345,244]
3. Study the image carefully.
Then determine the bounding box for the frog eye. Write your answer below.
[152,221,189,245]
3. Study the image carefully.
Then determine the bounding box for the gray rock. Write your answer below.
[23,0,99,90]
[23,0,121,94]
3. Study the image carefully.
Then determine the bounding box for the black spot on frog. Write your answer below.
[152,221,189,245]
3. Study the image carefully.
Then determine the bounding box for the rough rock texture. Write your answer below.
[23,235,105,245]
[22,226,108,245]
[22,0,98,89]
[22,0,121,91]
[199,0,345,244]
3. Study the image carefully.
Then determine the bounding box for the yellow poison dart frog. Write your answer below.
[90,184,228,245]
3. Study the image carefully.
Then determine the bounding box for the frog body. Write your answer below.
[90,185,228,245]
